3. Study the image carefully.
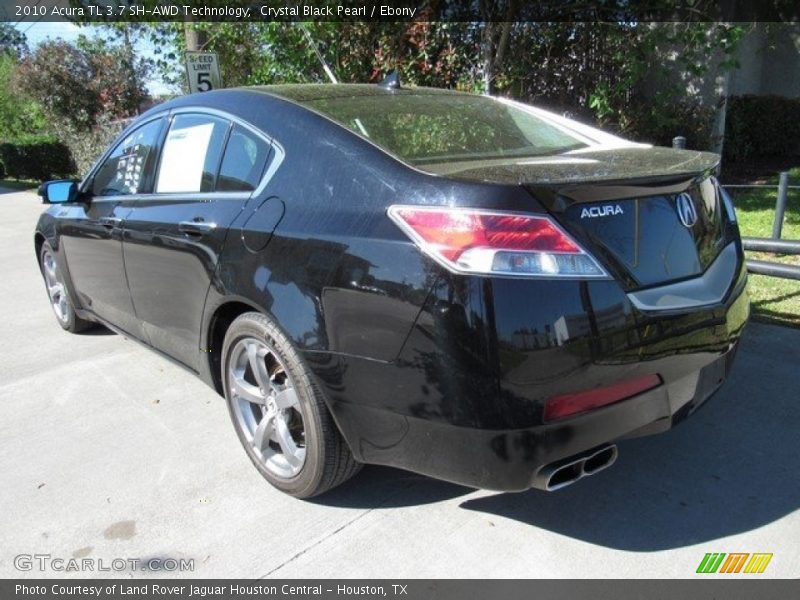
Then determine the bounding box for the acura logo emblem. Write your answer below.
[676,193,698,228]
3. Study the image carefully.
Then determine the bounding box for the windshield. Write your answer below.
[304,93,589,165]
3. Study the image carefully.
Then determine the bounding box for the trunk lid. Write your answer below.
[547,176,728,289]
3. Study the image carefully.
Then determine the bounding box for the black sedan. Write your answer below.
[35,83,748,498]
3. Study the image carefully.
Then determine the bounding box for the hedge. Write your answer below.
[724,95,800,163]
[0,138,76,181]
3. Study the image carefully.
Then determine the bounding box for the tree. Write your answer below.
[0,23,28,58]
[146,21,481,90]
[78,16,750,151]
[14,39,150,173]
[479,1,520,94]
[15,39,149,124]
[76,36,151,118]
[14,42,101,129]
[0,52,47,143]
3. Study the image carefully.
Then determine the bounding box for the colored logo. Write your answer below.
[696,552,773,574]
[676,193,699,228]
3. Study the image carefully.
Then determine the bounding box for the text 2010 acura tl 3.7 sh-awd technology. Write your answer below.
[35,82,748,498]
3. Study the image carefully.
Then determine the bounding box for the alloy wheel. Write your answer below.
[228,337,306,478]
[42,250,70,325]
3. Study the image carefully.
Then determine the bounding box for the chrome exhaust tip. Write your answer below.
[537,444,618,491]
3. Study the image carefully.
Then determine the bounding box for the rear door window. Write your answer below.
[155,114,229,193]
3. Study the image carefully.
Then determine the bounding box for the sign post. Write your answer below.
[185,52,222,93]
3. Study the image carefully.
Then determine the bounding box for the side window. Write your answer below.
[216,125,271,192]
[155,114,229,193]
[91,118,164,196]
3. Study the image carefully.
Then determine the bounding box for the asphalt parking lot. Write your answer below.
[1,187,798,579]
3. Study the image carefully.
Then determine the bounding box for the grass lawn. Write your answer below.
[0,178,39,192]
[724,167,800,327]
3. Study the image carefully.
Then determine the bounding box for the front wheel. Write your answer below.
[222,312,361,498]
[39,242,93,333]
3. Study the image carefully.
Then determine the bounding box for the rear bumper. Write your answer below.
[323,344,739,491]
[306,254,749,492]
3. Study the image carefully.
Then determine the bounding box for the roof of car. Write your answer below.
[245,83,470,104]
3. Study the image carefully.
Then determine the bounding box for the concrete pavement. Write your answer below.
[0,187,798,578]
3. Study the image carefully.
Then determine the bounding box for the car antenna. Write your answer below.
[297,23,338,84]
[378,70,401,90]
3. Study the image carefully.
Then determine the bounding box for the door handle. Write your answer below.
[178,220,217,236]
[99,217,122,229]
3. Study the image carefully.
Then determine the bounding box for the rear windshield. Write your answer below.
[303,94,588,165]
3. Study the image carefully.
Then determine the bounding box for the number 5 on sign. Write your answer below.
[185,52,222,94]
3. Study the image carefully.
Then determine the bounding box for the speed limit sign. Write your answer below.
[185,52,222,94]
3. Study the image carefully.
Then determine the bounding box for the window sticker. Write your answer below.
[156,122,215,193]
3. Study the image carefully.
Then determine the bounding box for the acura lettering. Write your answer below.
[580,205,624,218]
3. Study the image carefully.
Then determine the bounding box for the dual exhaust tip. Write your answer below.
[535,444,618,491]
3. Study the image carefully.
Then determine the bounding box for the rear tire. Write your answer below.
[39,242,93,333]
[222,311,361,498]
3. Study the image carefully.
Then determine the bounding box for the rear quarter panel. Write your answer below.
[198,91,445,364]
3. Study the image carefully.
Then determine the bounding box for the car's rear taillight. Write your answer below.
[388,205,608,278]
[543,374,662,422]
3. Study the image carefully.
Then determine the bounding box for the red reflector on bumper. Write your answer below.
[544,374,662,422]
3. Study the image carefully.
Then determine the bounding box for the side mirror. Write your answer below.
[38,180,80,204]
